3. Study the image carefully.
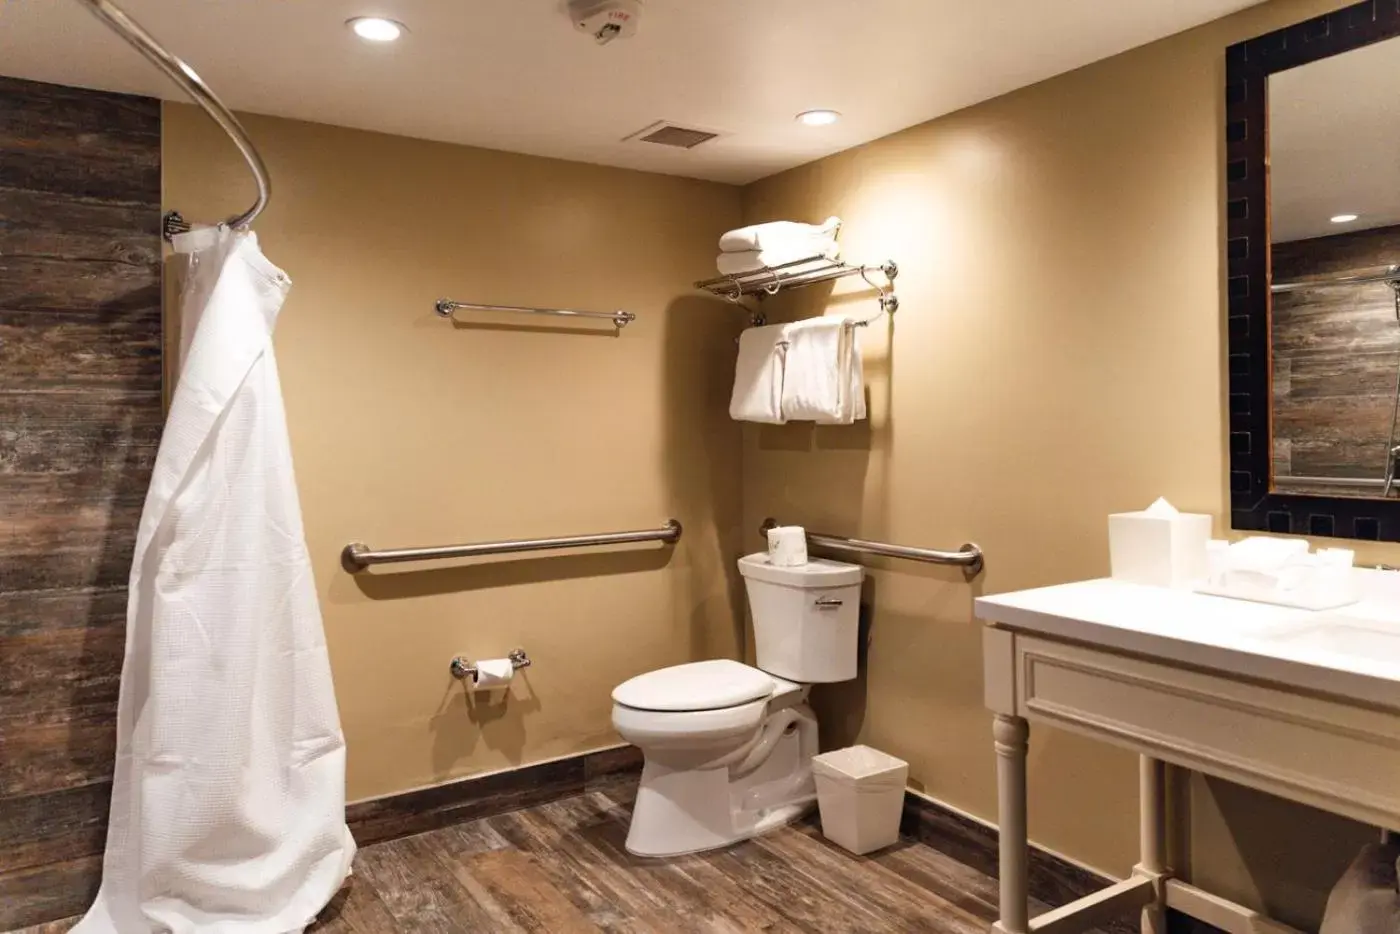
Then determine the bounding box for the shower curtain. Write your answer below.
[76,227,355,933]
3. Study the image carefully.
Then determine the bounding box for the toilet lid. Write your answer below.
[612,659,776,712]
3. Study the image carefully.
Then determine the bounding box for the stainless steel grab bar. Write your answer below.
[760,518,983,578]
[342,519,682,573]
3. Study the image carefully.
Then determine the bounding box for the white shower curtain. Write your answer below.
[76,227,355,934]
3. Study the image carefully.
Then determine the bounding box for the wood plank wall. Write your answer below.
[0,76,162,930]
[1272,225,1400,483]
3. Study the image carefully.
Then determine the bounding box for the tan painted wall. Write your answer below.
[740,0,1396,927]
[165,0,1399,923]
[162,106,746,802]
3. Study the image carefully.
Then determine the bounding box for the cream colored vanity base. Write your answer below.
[979,577,1400,934]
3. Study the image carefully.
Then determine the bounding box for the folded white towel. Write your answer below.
[826,333,867,425]
[780,317,866,425]
[729,324,790,424]
[716,240,840,277]
[720,216,841,253]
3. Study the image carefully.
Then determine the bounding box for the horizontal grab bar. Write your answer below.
[760,518,984,578]
[342,519,682,573]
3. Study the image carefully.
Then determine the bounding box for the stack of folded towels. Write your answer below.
[716,216,842,276]
[729,316,866,425]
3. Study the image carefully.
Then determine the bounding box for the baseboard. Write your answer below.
[345,743,643,846]
[900,790,1225,934]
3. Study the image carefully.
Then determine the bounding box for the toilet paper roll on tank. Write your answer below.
[767,525,809,567]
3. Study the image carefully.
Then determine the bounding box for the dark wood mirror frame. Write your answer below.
[1227,1,1400,543]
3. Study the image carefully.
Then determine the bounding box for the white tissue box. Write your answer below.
[1109,510,1212,589]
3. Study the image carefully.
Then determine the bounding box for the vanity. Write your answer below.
[970,4,1400,930]
[977,570,1400,934]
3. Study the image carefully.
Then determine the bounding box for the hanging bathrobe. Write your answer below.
[76,227,355,934]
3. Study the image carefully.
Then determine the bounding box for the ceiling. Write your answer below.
[1271,35,1400,243]
[1,0,1268,185]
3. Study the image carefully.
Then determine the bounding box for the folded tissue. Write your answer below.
[1198,536,1358,610]
[1108,498,1212,589]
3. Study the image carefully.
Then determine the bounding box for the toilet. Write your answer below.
[611,552,863,857]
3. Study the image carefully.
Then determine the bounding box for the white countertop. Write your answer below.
[975,571,1400,710]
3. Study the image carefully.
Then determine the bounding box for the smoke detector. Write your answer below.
[569,0,642,45]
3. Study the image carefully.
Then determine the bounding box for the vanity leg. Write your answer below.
[993,714,1031,934]
[1139,756,1168,934]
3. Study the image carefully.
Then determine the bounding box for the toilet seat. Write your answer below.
[613,659,776,712]
[612,697,770,750]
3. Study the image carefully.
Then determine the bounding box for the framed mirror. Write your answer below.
[1227,2,1400,542]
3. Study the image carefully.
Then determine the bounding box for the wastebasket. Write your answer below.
[810,745,909,855]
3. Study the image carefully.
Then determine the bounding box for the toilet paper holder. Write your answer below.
[450,648,531,683]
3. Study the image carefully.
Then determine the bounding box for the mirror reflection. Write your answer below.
[1269,36,1400,499]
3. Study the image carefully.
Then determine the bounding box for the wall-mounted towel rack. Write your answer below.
[342,519,681,572]
[436,299,636,329]
[696,257,899,326]
[760,518,983,578]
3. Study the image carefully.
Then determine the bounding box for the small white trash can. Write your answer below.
[811,745,909,855]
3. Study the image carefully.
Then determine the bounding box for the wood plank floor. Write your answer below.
[9,775,1095,933]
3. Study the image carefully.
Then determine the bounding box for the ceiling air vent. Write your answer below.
[624,120,721,150]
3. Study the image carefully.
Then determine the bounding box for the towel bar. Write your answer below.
[696,257,899,328]
[436,298,635,329]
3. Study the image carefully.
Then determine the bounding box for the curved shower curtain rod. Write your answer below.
[73,0,270,233]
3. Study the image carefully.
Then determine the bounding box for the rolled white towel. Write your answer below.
[716,240,840,277]
[720,216,841,253]
[729,324,790,424]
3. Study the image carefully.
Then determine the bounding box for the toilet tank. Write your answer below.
[738,552,863,683]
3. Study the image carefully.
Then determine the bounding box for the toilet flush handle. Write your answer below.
[814,596,843,610]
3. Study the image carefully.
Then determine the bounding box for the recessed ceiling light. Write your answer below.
[348,17,405,42]
[796,109,841,127]
[1331,213,1360,224]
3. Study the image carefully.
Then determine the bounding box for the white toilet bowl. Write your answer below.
[612,658,819,857]
[612,554,863,858]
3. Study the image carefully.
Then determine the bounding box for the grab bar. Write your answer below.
[760,518,983,578]
[342,519,682,573]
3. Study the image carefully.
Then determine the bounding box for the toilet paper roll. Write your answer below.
[469,657,516,692]
[767,525,808,567]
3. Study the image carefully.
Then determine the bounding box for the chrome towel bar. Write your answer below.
[436,299,636,329]
[342,519,681,573]
[760,518,983,578]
